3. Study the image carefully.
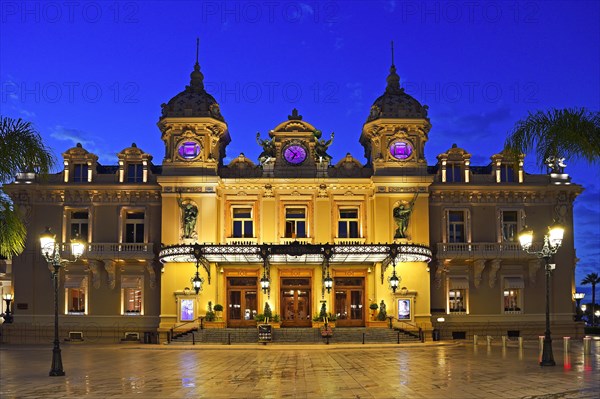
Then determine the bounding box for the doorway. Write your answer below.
[334,277,365,327]
[227,277,258,327]
[280,278,312,327]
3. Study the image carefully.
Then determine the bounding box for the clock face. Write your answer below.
[283,144,308,165]
[389,140,413,160]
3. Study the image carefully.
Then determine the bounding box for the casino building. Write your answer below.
[1,53,584,343]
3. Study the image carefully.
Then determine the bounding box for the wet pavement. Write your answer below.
[0,339,598,398]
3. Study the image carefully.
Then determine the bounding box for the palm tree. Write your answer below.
[504,108,600,170]
[0,116,55,258]
[581,273,600,327]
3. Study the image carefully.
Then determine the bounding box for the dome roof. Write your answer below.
[160,62,224,122]
[367,65,428,122]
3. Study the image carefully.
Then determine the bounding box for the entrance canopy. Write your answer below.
[159,241,432,265]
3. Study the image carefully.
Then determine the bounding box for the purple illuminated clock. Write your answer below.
[177,141,201,160]
[389,140,413,160]
[283,144,307,165]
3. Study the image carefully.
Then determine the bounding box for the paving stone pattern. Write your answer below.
[0,340,598,398]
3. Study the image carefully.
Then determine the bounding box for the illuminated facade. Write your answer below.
[2,56,583,343]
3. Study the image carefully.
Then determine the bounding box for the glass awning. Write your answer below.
[159,242,432,265]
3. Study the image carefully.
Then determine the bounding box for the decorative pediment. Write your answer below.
[228,153,257,169]
[335,153,363,170]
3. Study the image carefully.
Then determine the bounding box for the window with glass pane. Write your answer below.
[502,211,518,242]
[232,208,253,238]
[447,164,462,182]
[504,289,521,311]
[73,164,88,182]
[127,163,143,183]
[500,164,515,182]
[68,288,85,313]
[285,208,306,238]
[338,208,359,238]
[125,211,145,243]
[448,211,465,243]
[124,288,142,313]
[70,211,89,240]
[449,289,466,312]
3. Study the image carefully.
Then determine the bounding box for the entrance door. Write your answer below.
[334,277,365,327]
[227,277,258,327]
[280,278,311,327]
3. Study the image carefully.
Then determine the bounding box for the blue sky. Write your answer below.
[1,0,598,296]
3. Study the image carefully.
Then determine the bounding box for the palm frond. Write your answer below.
[0,196,26,259]
[504,108,600,170]
[0,116,55,183]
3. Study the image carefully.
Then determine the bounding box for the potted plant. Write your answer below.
[367,300,388,327]
[369,302,378,320]
[255,303,280,327]
[213,303,224,320]
[204,301,225,328]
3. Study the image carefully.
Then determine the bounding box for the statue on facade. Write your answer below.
[178,193,198,239]
[393,192,418,239]
[313,130,334,162]
[256,132,276,164]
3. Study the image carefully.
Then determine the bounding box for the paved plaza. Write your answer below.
[0,340,598,398]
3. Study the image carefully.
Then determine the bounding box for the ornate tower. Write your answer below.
[359,44,431,175]
[158,41,230,176]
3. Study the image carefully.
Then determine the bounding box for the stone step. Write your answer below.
[170,327,421,344]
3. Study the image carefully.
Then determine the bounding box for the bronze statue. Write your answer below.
[393,193,418,239]
[313,130,334,162]
[256,132,275,164]
[178,194,198,239]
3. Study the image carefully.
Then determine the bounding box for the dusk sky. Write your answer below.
[1,1,598,294]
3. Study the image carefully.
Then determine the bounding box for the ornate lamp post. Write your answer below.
[40,227,85,377]
[518,220,564,367]
[573,292,585,321]
[1,293,13,324]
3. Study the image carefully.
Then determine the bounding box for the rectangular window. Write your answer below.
[73,164,88,183]
[503,277,524,312]
[448,211,465,243]
[447,164,462,182]
[449,289,466,312]
[64,275,87,315]
[285,208,306,238]
[122,275,143,315]
[502,211,519,242]
[124,288,142,314]
[500,164,515,182]
[338,208,359,238]
[503,289,521,312]
[125,211,145,243]
[70,210,89,241]
[232,208,253,238]
[127,163,143,183]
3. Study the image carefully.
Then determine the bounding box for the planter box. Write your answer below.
[366,321,388,328]
[204,321,226,329]
[312,321,336,329]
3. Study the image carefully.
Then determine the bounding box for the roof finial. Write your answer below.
[386,40,401,93]
[195,37,200,66]
[189,37,204,90]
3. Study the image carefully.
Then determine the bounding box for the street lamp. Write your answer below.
[1,293,13,324]
[191,267,203,295]
[518,221,564,367]
[260,274,270,294]
[573,293,585,321]
[324,273,333,293]
[39,227,85,377]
